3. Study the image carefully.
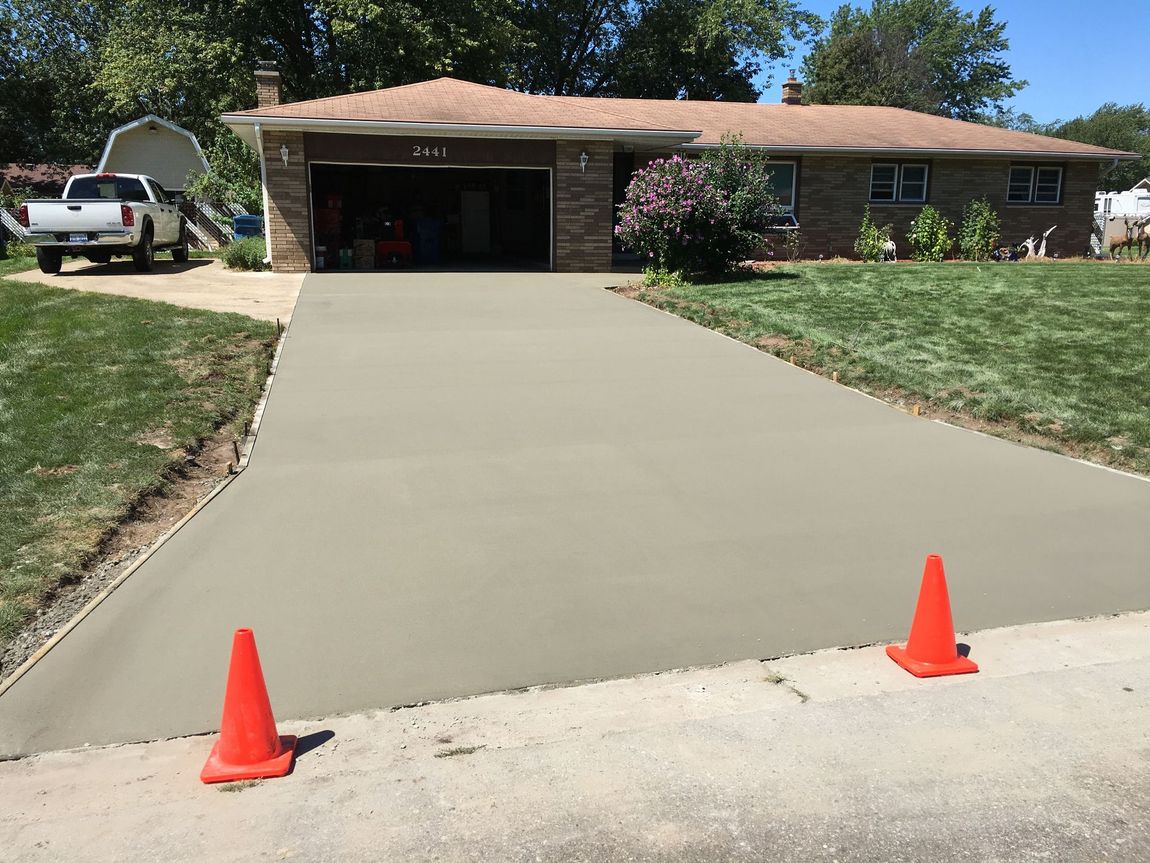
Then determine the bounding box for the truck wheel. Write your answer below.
[171,224,189,263]
[132,228,154,272]
[36,247,62,275]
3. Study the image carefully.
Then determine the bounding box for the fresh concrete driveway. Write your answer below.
[2,272,1149,756]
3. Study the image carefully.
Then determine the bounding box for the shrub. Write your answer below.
[699,134,780,262]
[907,205,953,262]
[615,136,779,281]
[4,238,34,259]
[958,198,1000,261]
[854,205,892,262]
[220,236,268,271]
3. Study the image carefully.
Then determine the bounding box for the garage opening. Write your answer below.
[309,164,552,271]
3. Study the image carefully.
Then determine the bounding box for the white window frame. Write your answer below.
[870,162,929,203]
[1008,164,1063,205]
[1033,166,1063,204]
[869,163,899,202]
[898,164,929,203]
[766,160,797,212]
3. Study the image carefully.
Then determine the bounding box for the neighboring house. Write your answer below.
[98,115,210,193]
[1,164,93,200]
[221,68,1139,273]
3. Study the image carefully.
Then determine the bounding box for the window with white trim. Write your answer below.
[765,161,796,211]
[1007,165,1062,204]
[870,163,929,202]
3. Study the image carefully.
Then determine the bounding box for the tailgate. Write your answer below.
[24,199,126,234]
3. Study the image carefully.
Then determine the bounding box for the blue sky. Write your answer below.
[763,0,1145,123]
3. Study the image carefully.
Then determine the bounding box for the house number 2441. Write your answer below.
[412,145,447,158]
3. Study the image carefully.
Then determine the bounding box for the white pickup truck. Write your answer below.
[19,172,189,274]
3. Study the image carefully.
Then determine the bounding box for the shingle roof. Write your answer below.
[232,78,694,134]
[225,77,1135,160]
[0,164,93,194]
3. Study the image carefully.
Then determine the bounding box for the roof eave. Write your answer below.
[221,114,701,146]
[678,142,1139,161]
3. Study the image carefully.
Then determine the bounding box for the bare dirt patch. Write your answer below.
[0,429,239,681]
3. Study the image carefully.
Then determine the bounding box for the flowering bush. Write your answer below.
[907,205,953,262]
[615,139,778,280]
[615,155,729,277]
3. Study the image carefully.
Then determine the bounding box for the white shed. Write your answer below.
[97,115,210,192]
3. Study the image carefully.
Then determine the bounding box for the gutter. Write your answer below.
[222,114,701,143]
[255,121,272,267]
[678,142,1140,161]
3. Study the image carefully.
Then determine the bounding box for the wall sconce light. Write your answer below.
[279,144,290,167]
[579,151,589,173]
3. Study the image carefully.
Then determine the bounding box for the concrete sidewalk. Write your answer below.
[1,272,1149,757]
[3,613,1149,862]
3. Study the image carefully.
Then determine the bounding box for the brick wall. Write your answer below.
[261,130,311,273]
[796,156,1099,259]
[255,71,282,109]
[555,141,614,271]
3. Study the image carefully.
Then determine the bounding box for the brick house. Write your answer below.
[221,69,1136,273]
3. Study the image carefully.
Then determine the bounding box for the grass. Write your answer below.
[0,256,35,278]
[632,261,1150,474]
[0,279,276,644]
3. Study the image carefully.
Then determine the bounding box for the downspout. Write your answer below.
[255,121,273,267]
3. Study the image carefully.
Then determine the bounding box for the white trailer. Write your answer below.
[1094,181,1150,253]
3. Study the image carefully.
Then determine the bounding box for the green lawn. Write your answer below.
[0,280,276,644]
[0,255,35,278]
[632,262,1150,474]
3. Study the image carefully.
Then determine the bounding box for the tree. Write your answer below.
[802,0,1024,121]
[1045,104,1150,192]
[512,0,817,99]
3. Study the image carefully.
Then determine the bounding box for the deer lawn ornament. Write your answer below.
[1019,225,1057,259]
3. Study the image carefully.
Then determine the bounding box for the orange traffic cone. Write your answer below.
[200,628,297,783]
[886,555,979,678]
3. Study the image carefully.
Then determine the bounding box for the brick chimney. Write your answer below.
[781,71,803,105]
[255,61,282,109]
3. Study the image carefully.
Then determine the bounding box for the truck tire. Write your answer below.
[171,223,189,263]
[132,226,154,272]
[36,247,63,275]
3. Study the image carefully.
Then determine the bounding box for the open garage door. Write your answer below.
[310,163,552,271]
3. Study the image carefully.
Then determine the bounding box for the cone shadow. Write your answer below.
[294,729,335,759]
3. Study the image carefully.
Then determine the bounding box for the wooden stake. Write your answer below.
[232,440,241,462]
[912,404,921,417]
[789,355,796,366]
[832,371,839,383]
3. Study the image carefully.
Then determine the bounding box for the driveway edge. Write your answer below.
[0,320,293,699]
